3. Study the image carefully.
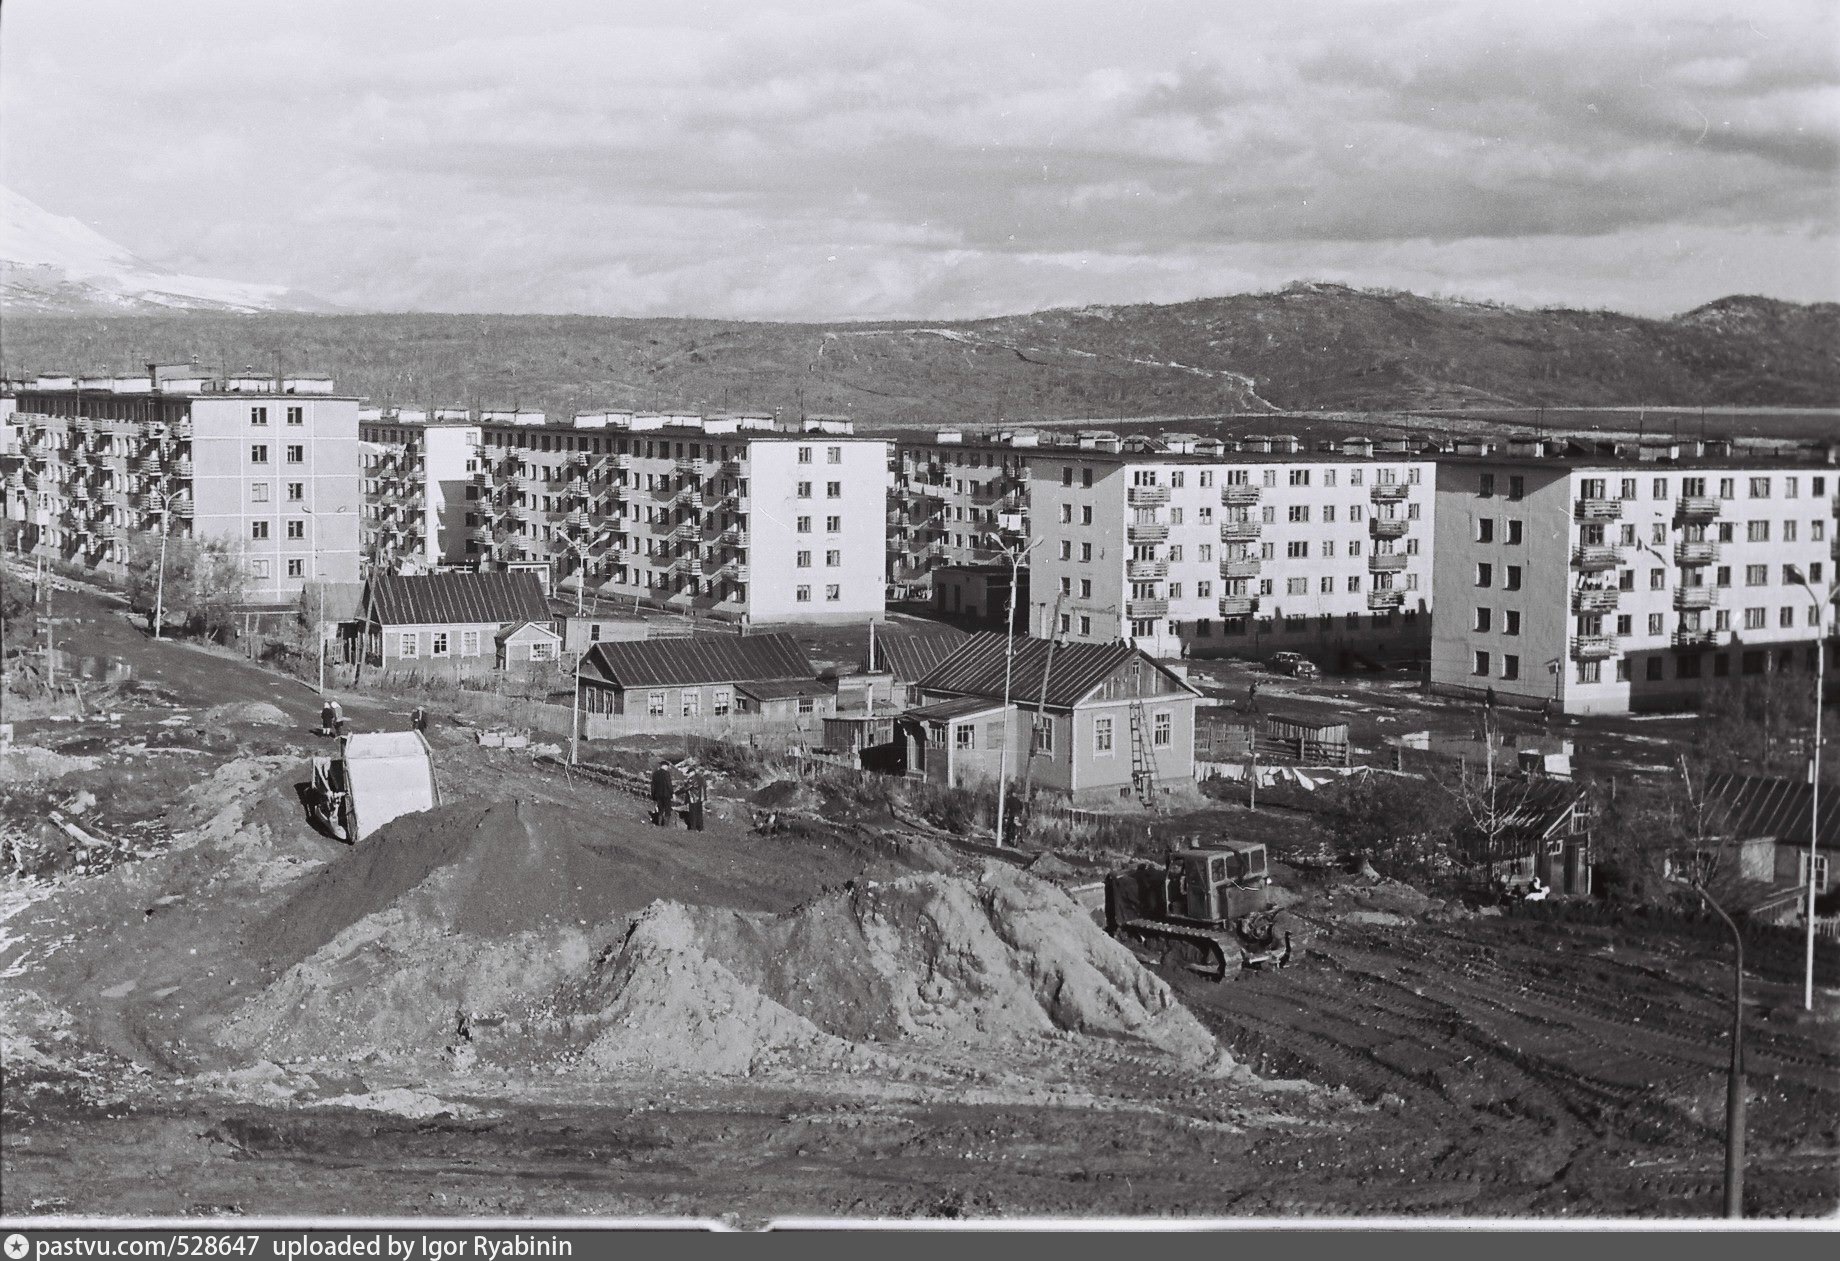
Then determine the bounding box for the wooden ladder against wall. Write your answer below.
[1128,695,1161,809]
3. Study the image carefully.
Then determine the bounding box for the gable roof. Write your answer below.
[364,571,551,628]
[867,626,968,680]
[582,632,814,689]
[906,696,1011,723]
[495,619,562,644]
[1706,773,1840,850]
[734,677,835,702]
[916,633,1200,711]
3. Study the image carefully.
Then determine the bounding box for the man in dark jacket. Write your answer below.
[651,764,676,827]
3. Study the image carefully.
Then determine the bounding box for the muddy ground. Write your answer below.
[3,614,1838,1222]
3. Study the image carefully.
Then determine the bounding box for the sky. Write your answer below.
[2,0,1836,319]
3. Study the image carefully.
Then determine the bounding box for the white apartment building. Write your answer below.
[1,367,361,604]
[889,430,1036,599]
[1431,437,1839,715]
[468,412,887,624]
[1024,435,1435,661]
[358,408,482,574]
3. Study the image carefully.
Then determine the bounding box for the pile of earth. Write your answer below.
[218,799,1223,1079]
[203,701,293,727]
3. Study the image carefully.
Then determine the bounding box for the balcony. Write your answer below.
[972,478,1023,506]
[1674,540,1718,566]
[1673,586,1718,611]
[1219,558,1261,579]
[1368,552,1408,573]
[502,474,527,493]
[1571,635,1618,661]
[1571,544,1623,571]
[1220,521,1261,543]
[1572,587,1620,614]
[730,563,750,583]
[671,522,701,543]
[1370,483,1409,503]
[472,470,491,487]
[1675,495,1720,523]
[172,419,193,441]
[1126,521,1169,544]
[1574,497,1623,522]
[1220,485,1261,507]
[1126,559,1168,580]
[173,497,194,519]
[1218,595,1260,618]
[1126,485,1170,507]
[1369,517,1409,539]
[675,456,709,476]
[1367,589,1405,611]
[1126,598,1170,619]
[1672,628,1726,650]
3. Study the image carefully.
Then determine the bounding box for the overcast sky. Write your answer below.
[3,0,1835,319]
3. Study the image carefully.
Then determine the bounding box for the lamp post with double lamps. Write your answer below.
[1787,563,1838,1011]
[302,505,351,693]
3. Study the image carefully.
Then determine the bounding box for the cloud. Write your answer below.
[1,0,1834,318]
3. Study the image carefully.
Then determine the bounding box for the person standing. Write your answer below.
[651,764,677,828]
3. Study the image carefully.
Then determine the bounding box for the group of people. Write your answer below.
[650,762,709,831]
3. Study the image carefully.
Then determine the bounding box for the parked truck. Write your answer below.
[306,730,440,843]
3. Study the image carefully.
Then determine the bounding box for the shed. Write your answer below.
[495,619,563,669]
[1260,713,1351,765]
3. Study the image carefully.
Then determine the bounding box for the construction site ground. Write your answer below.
[3,596,1837,1221]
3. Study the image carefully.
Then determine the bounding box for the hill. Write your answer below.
[2,283,1834,423]
[0,186,333,316]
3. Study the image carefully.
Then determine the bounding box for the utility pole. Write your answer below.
[988,530,1043,848]
[1789,564,1836,1010]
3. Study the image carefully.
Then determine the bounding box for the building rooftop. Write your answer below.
[363,571,551,627]
[919,633,1199,710]
[581,632,815,689]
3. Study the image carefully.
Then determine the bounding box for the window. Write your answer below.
[1480,474,1496,498]
[826,549,841,567]
[1716,565,1732,588]
[826,446,841,464]
[286,406,303,426]
[1648,612,1665,635]
[286,520,304,540]
[284,444,303,464]
[1506,520,1523,545]
[826,584,840,601]
[797,446,813,464]
[1649,569,1666,591]
[251,521,269,540]
[1502,655,1520,680]
[1473,651,1490,677]
[1081,542,1093,562]
[1748,521,1770,543]
[647,690,667,716]
[248,406,269,426]
[1059,541,1072,560]
[681,691,701,719]
[1079,579,1092,598]
[431,632,449,657]
[1060,503,1073,524]
[1801,853,1830,895]
[1033,717,1054,755]
[251,444,269,463]
[251,559,271,579]
[1288,505,1310,522]
[287,559,304,578]
[955,724,976,750]
[1746,564,1767,586]
[399,633,418,659]
[796,585,811,602]
[1153,711,1172,747]
[1505,566,1521,591]
[796,550,811,568]
[1319,576,1333,594]
[462,630,480,655]
[1082,505,1094,525]
[286,482,304,502]
[1094,717,1114,755]
[1287,541,1308,558]
[1784,520,1798,542]
[1474,607,1492,632]
[1781,606,1795,629]
[252,483,270,503]
[826,515,841,532]
[1616,614,1632,636]
[1620,478,1637,501]
[797,481,812,498]
[1079,615,1092,636]
[797,516,811,532]
[1059,613,1072,634]
[1749,476,1771,498]
[1347,575,1362,593]
[826,481,841,499]
[1476,563,1493,587]
[1576,660,1601,684]
[1081,468,1092,488]
[1476,518,1494,543]
[1508,476,1524,501]
[1744,607,1766,630]
[1287,577,1308,595]
[1289,469,1311,486]
[1061,467,1074,486]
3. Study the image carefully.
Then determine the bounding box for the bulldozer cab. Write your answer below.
[1218,840,1268,884]
[1164,842,1271,926]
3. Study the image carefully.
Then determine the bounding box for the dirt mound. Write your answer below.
[519,863,1226,1077]
[204,701,293,727]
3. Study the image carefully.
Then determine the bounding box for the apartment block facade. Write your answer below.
[358,408,482,573]
[889,430,1035,600]
[1431,438,1839,715]
[1024,436,1435,661]
[459,412,887,623]
[1,368,361,604]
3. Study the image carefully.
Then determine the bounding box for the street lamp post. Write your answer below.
[1788,564,1837,1011]
[152,488,179,640]
[304,505,350,694]
[986,529,1042,849]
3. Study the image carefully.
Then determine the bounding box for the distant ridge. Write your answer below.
[1,186,334,315]
[3,280,1833,422]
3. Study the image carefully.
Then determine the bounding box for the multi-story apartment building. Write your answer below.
[461,412,888,624]
[1,366,360,604]
[889,430,1035,599]
[1024,433,1436,661]
[1431,436,1839,715]
[358,407,482,573]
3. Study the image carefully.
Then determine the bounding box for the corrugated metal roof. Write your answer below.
[582,632,814,689]
[734,678,835,701]
[916,633,1199,711]
[866,627,967,680]
[364,572,551,628]
[906,697,1010,723]
[1707,773,1840,849]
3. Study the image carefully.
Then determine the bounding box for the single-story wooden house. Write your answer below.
[896,696,1026,789]
[576,633,833,722]
[906,633,1202,798]
[1463,776,1594,896]
[357,571,554,670]
[853,625,969,710]
[1702,774,1837,906]
[495,619,563,669]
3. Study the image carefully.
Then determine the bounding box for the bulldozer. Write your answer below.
[1105,840,1291,981]
[305,730,440,843]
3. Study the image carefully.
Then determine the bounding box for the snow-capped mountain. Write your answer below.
[1,186,333,314]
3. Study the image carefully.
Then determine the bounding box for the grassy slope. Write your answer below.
[3,284,1835,426]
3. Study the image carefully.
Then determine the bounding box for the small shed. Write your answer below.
[496,620,563,669]
[899,696,1024,789]
[824,713,897,753]
[1260,713,1351,765]
[733,677,837,720]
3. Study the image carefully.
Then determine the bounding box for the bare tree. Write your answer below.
[122,534,252,642]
